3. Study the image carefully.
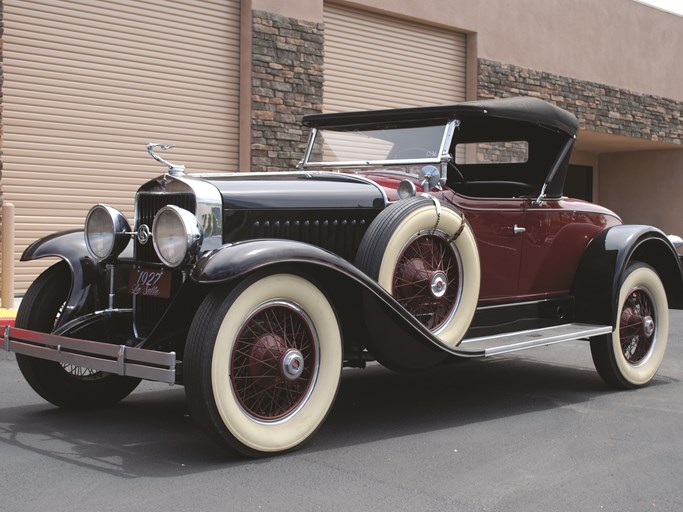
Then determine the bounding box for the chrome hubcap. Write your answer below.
[430,271,448,298]
[281,349,305,381]
[620,287,657,365]
[642,316,655,337]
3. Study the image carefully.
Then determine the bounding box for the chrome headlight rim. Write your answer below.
[84,204,131,261]
[397,179,418,199]
[152,205,203,268]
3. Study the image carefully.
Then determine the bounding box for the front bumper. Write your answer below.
[2,326,176,384]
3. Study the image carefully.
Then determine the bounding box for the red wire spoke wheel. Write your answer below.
[184,273,342,457]
[591,262,669,389]
[356,196,480,348]
[231,301,318,421]
[619,288,657,365]
[392,231,463,332]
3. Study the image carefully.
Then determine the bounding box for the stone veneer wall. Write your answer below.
[251,11,324,172]
[478,59,683,145]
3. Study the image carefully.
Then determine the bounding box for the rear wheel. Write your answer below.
[15,262,141,408]
[590,262,669,389]
[184,273,342,457]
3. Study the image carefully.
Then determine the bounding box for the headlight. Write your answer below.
[397,179,417,199]
[84,204,131,260]
[152,205,203,268]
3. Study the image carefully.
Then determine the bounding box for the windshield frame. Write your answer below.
[301,119,459,169]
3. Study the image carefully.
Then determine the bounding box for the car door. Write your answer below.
[455,195,526,302]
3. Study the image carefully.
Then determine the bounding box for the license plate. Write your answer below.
[128,268,172,299]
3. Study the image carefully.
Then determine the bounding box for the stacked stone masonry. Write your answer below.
[478,59,682,145]
[251,11,324,172]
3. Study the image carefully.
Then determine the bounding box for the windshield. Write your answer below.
[303,123,452,167]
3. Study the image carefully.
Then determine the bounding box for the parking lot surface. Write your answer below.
[2,311,682,511]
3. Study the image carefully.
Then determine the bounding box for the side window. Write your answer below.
[451,140,538,199]
[455,141,529,165]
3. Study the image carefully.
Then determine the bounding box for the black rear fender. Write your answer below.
[573,225,683,326]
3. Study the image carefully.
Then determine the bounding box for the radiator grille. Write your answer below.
[134,192,197,263]
[134,192,195,338]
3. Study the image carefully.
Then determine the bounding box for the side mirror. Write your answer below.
[419,165,441,191]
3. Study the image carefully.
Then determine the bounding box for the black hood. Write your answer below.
[202,172,386,210]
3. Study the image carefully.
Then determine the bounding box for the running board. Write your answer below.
[456,323,613,357]
[2,326,176,384]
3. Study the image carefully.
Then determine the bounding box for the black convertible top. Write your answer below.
[303,97,579,136]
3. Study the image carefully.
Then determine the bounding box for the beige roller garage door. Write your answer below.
[3,0,241,293]
[323,4,467,112]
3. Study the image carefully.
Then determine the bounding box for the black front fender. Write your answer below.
[21,229,101,326]
[573,225,683,326]
[191,239,453,370]
[191,239,363,285]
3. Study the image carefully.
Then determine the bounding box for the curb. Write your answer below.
[0,308,17,328]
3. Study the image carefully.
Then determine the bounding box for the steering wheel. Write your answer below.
[448,160,467,186]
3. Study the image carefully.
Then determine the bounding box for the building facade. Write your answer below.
[0,0,682,294]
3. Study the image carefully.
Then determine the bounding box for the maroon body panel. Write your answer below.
[357,171,622,305]
[520,199,620,298]
[445,193,525,301]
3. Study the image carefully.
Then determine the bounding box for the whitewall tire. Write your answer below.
[590,263,669,388]
[184,273,342,457]
[356,196,480,347]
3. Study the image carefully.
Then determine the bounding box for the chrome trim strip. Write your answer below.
[667,234,683,248]
[136,174,223,253]
[173,174,223,252]
[301,127,317,167]
[4,326,176,384]
[458,323,612,357]
[304,157,444,168]
[439,119,459,160]
[191,171,316,178]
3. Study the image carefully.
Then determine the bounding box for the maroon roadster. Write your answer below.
[4,97,682,457]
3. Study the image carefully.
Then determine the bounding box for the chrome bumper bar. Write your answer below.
[2,326,176,384]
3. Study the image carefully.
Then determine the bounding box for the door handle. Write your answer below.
[513,224,526,235]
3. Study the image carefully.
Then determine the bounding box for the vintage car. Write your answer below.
[3,97,683,457]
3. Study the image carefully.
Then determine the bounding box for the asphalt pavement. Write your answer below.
[2,311,682,512]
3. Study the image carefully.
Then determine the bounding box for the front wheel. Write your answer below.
[184,273,343,457]
[15,262,141,408]
[590,262,669,389]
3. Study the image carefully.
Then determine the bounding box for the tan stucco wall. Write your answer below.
[571,150,600,202]
[320,0,683,102]
[473,0,683,102]
[598,150,683,235]
[252,0,323,21]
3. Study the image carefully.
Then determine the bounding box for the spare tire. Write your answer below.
[355,196,480,348]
